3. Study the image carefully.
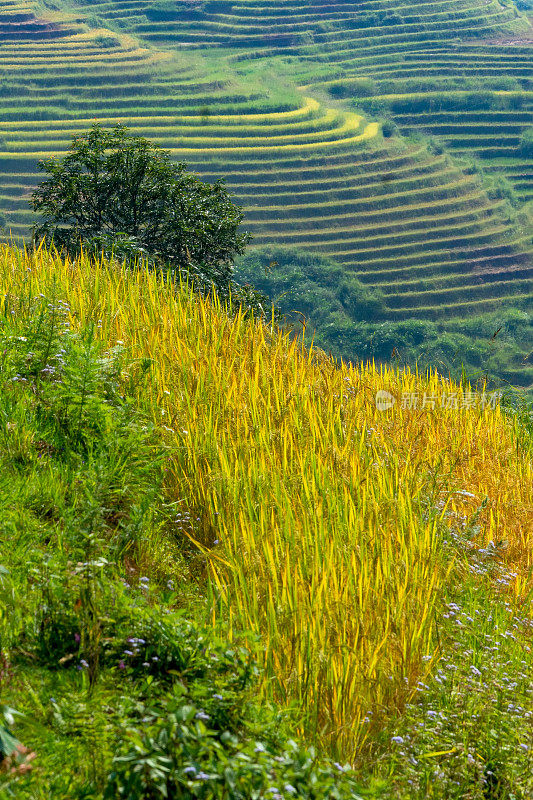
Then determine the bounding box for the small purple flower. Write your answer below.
[74,633,81,644]
[123,650,134,656]
[196,772,209,781]
[213,694,223,701]
[392,736,404,745]
[184,766,196,775]
[118,660,126,670]
[195,711,210,721]
[79,659,89,669]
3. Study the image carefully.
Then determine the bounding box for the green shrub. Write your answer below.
[329,79,376,99]
[428,139,444,156]
[104,642,369,800]
[381,120,397,138]
[93,34,120,48]
[103,612,259,693]
[519,127,533,157]
[482,174,518,206]
[235,247,386,332]
[0,296,155,459]
[0,295,167,681]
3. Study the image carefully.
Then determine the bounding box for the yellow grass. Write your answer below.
[1,245,531,760]
[0,118,378,162]
[171,121,379,155]
[0,98,321,132]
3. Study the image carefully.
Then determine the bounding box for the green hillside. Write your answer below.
[0,0,532,383]
[2,2,533,792]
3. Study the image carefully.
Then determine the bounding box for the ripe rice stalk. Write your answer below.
[0,245,530,760]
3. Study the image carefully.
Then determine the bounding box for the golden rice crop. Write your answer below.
[1,245,531,760]
[171,121,378,154]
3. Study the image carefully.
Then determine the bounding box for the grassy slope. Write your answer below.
[0,246,532,798]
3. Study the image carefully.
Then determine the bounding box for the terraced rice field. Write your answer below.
[0,0,532,328]
[320,45,533,203]
[80,0,523,51]
[103,0,530,201]
[208,142,532,320]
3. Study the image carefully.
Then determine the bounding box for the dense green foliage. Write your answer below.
[0,0,531,789]
[236,247,533,391]
[519,128,533,158]
[31,125,249,298]
[235,245,386,325]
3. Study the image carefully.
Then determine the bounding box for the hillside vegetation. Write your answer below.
[0,246,532,797]
[133,0,532,203]
[235,245,533,389]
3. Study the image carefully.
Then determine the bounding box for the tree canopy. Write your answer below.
[31,124,250,296]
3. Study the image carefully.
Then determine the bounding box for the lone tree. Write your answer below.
[31,124,250,297]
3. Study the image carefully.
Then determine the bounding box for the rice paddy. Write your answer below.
[2,244,531,764]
